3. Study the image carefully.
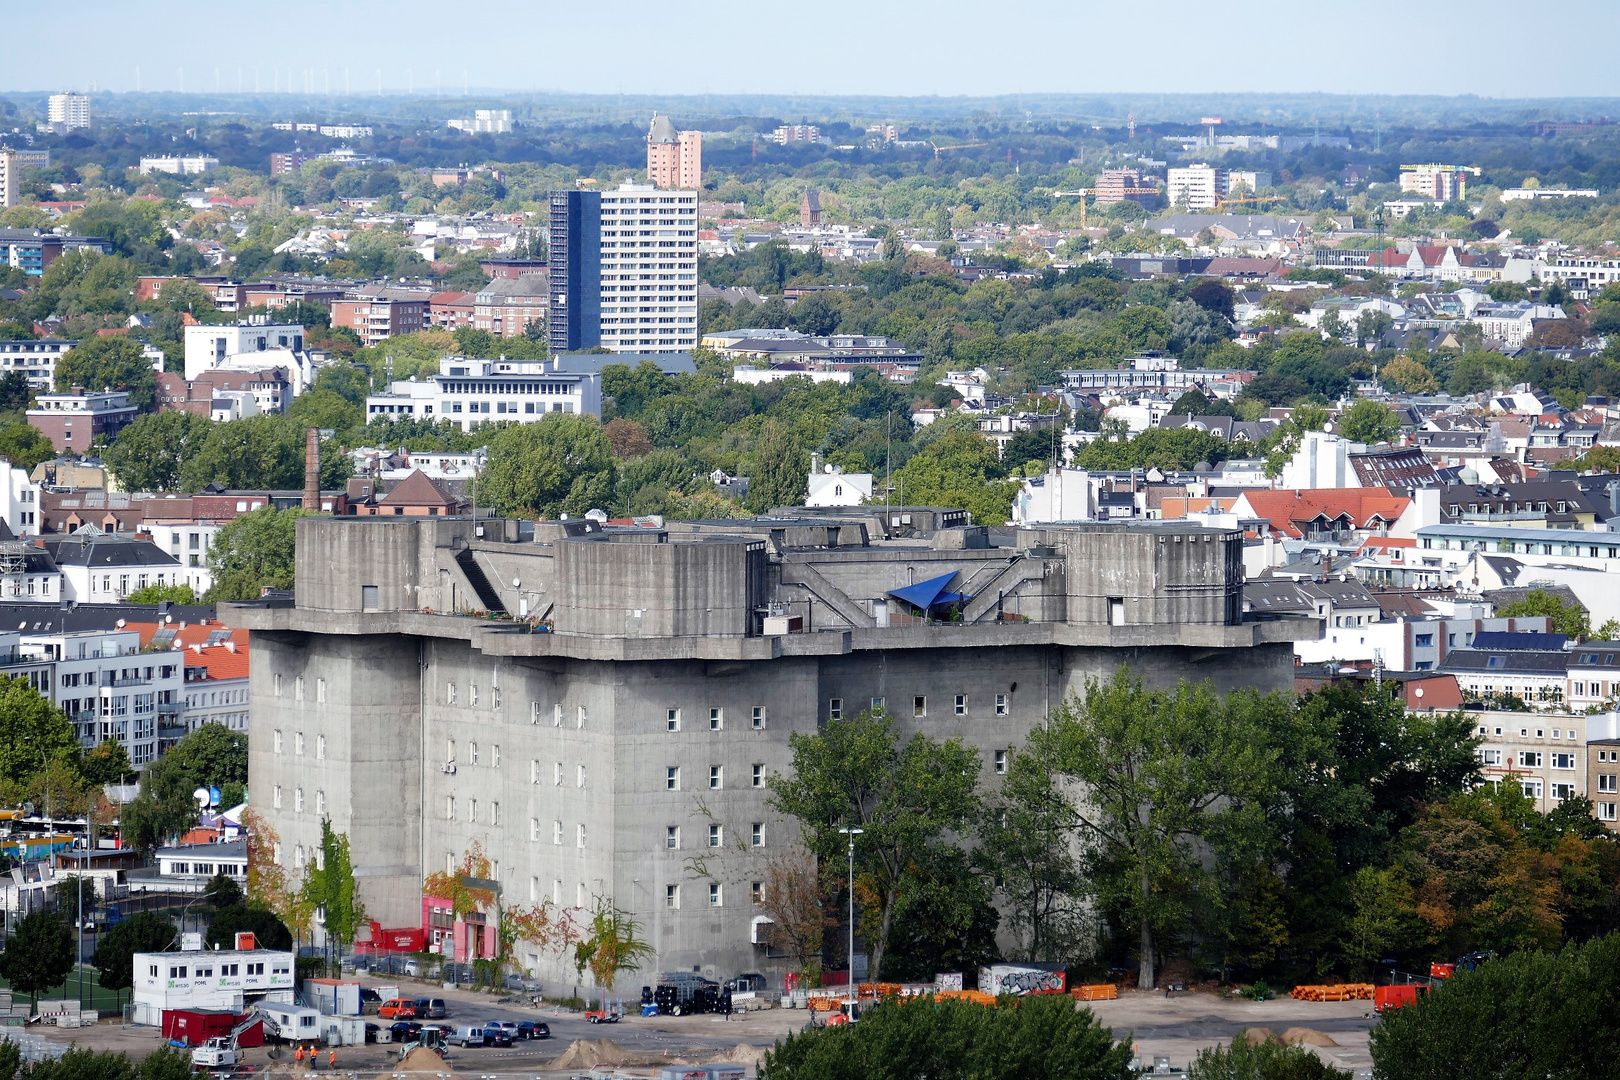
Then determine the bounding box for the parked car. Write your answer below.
[415,998,447,1019]
[363,1024,380,1044]
[482,1023,514,1047]
[387,1021,423,1042]
[451,1025,486,1048]
[515,1021,550,1041]
[379,998,419,1020]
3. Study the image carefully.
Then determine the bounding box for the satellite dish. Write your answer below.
[193,787,211,807]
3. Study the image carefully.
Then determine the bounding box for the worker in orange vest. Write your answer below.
[294,1045,304,1066]
[328,1050,336,1070]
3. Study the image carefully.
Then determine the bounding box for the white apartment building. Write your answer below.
[0,149,19,209]
[0,539,61,601]
[138,156,219,175]
[131,945,295,1026]
[598,184,699,352]
[0,338,76,389]
[0,461,43,536]
[1472,710,1587,814]
[42,531,188,604]
[1168,164,1223,210]
[366,355,602,429]
[183,320,319,394]
[318,125,372,139]
[47,93,90,130]
[181,642,250,734]
[0,628,183,767]
[1399,164,1477,202]
[451,109,512,134]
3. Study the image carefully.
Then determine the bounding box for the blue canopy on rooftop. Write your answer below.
[888,571,969,611]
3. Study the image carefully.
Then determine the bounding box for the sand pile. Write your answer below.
[1280,1028,1338,1048]
[546,1039,642,1070]
[393,1045,457,1074]
[1241,1028,1277,1046]
[714,1044,766,1065]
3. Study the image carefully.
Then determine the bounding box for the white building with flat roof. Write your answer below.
[184,320,320,394]
[131,944,295,1025]
[138,156,218,176]
[48,93,90,130]
[598,184,699,352]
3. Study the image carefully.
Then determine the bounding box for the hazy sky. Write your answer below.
[10,0,1620,99]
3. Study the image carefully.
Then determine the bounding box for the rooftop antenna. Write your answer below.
[1372,648,1384,688]
[1127,112,1136,140]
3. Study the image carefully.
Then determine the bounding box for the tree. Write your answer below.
[80,740,134,786]
[759,855,835,983]
[119,726,248,852]
[204,904,293,952]
[476,414,616,518]
[603,417,653,459]
[1189,1035,1349,1080]
[1380,355,1439,395]
[92,911,176,1001]
[178,414,306,491]
[0,911,74,1009]
[572,897,656,994]
[104,412,213,491]
[1369,933,1620,1080]
[204,871,245,909]
[893,429,1020,526]
[743,418,809,512]
[204,506,303,602]
[769,707,980,977]
[301,818,366,959]
[160,725,249,790]
[1034,670,1281,990]
[0,422,57,470]
[761,993,1131,1080]
[426,842,574,975]
[53,336,158,413]
[1496,588,1590,639]
[977,744,1091,964]
[1186,279,1236,321]
[124,583,196,606]
[1337,400,1400,444]
[0,675,78,788]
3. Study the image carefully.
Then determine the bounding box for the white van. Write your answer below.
[451,1025,486,1048]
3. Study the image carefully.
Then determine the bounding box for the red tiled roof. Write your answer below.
[182,644,249,681]
[1235,489,1411,539]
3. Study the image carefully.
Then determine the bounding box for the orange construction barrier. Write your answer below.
[937,990,997,1006]
[1071,984,1119,1001]
[1289,984,1374,1001]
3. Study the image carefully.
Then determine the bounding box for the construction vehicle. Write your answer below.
[190,1014,263,1068]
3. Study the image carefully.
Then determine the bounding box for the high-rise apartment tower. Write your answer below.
[646,114,702,190]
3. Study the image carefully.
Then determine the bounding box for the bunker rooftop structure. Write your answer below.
[234,509,1299,985]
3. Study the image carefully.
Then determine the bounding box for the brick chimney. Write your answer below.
[303,428,320,512]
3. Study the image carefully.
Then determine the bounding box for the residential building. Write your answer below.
[1500,187,1599,201]
[0,537,60,600]
[0,228,112,276]
[329,295,426,346]
[1471,711,1588,813]
[1060,354,1251,396]
[0,339,74,388]
[348,470,468,517]
[27,390,139,452]
[1167,164,1223,210]
[181,640,251,734]
[1589,723,1620,829]
[1438,632,1570,708]
[0,625,183,766]
[269,152,308,176]
[449,109,512,135]
[364,352,692,429]
[240,514,1296,987]
[0,149,19,208]
[428,290,475,329]
[1566,643,1620,712]
[549,184,699,355]
[1294,612,1549,670]
[47,93,90,130]
[157,368,292,417]
[773,125,819,144]
[646,114,702,191]
[42,531,186,604]
[473,274,547,338]
[182,319,320,394]
[805,462,872,508]
[1399,164,1478,201]
[1091,168,1160,209]
[138,156,219,176]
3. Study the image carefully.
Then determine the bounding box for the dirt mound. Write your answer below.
[1242,1027,1277,1046]
[394,1045,456,1073]
[1280,1027,1338,1048]
[546,1039,639,1071]
[714,1044,766,1064]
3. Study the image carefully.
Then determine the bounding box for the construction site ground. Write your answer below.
[25,977,1375,1077]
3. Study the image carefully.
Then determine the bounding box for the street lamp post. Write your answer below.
[837,827,864,990]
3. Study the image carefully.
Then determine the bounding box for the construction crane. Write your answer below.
[929,140,988,160]
[1213,193,1285,212]
[1052,189,1094,228]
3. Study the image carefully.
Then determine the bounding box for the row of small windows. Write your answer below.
[273,675,327,702]
[272,730,326,758]
[662,823,765,850]
[828,694,1008,720]
[666,706,765,731]
[271,785,326,815]
[664,882,746,908]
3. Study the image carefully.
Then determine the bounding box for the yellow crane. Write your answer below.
[1053,189,1094,228]
[1213,193,1285,212]
[929,140,988,160]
